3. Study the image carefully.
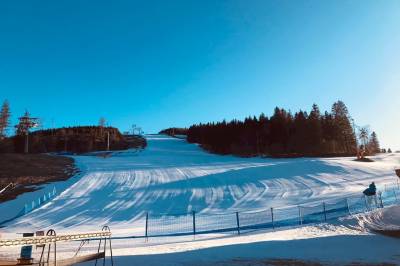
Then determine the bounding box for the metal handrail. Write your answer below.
[0,231,111,247]
[0,183,15,194]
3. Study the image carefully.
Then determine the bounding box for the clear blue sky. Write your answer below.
[1,1,399,150]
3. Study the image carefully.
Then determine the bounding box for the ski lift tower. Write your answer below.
[16,111,39,154]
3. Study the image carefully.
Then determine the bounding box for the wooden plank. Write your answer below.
[0,252,105,266]
[0,260,18,266]
[56,252,105,266]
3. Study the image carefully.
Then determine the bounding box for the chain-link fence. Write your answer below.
[2,182,400,240]
[23,186,57,214]
[137,182,400,240]
[3,181,399,264]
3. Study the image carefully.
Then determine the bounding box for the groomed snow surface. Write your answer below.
[1,135,400,265]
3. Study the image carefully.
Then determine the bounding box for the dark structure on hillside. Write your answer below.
[0,126,146,154]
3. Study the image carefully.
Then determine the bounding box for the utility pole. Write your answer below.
[107,131,110,151]
[24,131,29,154]
[51,118,55,136]
[16,111,39,154]
[64,135,68,152]
[132,124,136,135]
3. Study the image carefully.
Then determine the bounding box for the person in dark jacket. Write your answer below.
[369,182,377,195]
[363,182,376,196]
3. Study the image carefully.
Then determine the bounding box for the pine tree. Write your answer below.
[368,131,380,155]
[331,101,357,154]
[258,113,269,154]
[269,107,291,154]
[321,111,336,154]
[291,111,308,154]
[0,100,11,139]
[186,101,362,157]
[307,104,322,154]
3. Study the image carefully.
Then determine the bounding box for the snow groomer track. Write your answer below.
[2,135,400,237]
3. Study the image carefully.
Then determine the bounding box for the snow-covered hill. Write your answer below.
[2,135,400,236]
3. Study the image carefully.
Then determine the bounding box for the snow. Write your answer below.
[75,218,400,265]
[0,170,83,224]
[1,134,400,264]
[352,205,400,232]
[77,207,400,265]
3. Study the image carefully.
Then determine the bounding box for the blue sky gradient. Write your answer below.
[1,1,399,149]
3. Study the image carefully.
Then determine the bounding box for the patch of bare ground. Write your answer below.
[373,229,400,238]
[0,153,78,203]
[354,158,375,162]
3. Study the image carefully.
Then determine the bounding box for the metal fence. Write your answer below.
[0,227,113,265]
[2,182,400,240]
[23,186,57,214]
[136,182,400,240]
[0,186,57,226]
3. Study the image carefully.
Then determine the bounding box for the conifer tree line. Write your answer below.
[186,101,381,157]
[0,100,146,153]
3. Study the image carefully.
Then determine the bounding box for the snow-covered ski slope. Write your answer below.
[4,135,400,235]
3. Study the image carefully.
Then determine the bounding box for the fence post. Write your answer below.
[393,188,398,202]
[192,211,196,237]
[323,202,327,222]
[364,195,369,211]
[345,198,350,214]
[379,192,384,208]
[145,212,148,241]
[298,206,302,225]
[235,212,240,235]
[271,207,275,230]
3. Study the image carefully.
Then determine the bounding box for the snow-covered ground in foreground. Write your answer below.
[78,206,400,265]
[76,208,400,266]
[1,134,399,236]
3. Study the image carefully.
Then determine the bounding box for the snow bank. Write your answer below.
[351,205,400,232]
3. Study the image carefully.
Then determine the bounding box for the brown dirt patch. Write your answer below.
[373,229,400,238]
[0,153,77,202]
